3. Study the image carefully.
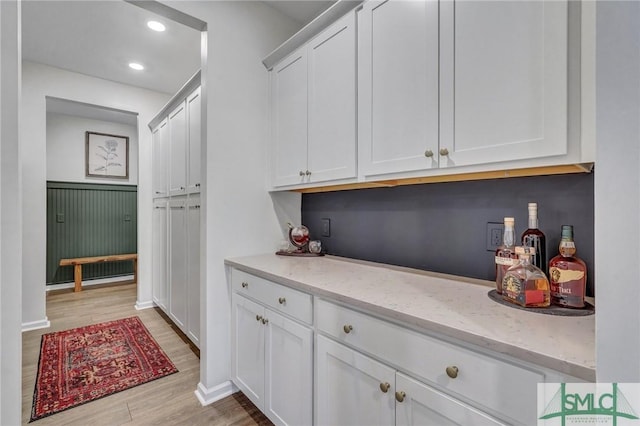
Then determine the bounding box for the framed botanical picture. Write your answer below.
[85,131,129,179]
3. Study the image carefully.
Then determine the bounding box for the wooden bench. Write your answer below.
[59,254,138,292]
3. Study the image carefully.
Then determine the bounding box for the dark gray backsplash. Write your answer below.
[302,173,595,296]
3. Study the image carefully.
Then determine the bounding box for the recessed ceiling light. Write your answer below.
[147,21,166,32]
[129,62,144,71]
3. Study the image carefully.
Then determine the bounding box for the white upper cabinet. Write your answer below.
[358,0,439,176]
[152,119,168,198]
[307,12,357,183]
[271,47,308,187]
[271,11,357,187]
[187,87,201,194]
[169,101,187,196]
[438,0,568,168]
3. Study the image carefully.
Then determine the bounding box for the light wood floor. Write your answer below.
[22,282,272,426]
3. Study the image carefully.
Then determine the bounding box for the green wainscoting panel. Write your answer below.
[46,181,138,285]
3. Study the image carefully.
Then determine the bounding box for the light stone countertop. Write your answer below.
[225,254,595,381]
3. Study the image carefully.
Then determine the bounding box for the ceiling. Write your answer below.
[22,1,335,98]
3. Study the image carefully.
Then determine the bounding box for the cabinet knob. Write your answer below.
[241,282,248,288]
[299,171,305,177]
[261,318,269,325]
[255,315,263,322]
[278,297,286,305]
[155,191,162,194]
[439,148,449,156]
[424,150,434,158]
[180,186,186,190]
[305,170,312,176]
[195,183,200,187]
[379,382,391,393]
[395,391,406,403]
[343,325,353,334]
[446,366,459,379]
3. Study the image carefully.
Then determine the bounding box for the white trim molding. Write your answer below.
[22,318,51,333]
[135,300,156,310]
[45,275,134,292]
[194,381,237,406]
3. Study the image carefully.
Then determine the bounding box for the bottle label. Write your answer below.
[495,256,515,266]
[559,241,576,250]
[549,267,584,283]
[502,275,522,302]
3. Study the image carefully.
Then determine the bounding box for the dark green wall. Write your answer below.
[46,181,137,285]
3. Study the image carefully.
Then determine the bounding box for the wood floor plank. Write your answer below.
[22,283,272,425]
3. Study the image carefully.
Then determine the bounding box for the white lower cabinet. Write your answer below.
[231,273,313,426]
[316,334,395,425]
[395,373,504,426]
[230,269,578,426]
[152,199,168,311]
[152,195,199,348]
[168,198,187,329]
[316,335,503,426]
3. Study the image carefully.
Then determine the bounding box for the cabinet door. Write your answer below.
[168,198,187,329]
[307,12,356,183]
[439,1,568,167]
[271,47,308,187]
[152,119,168,198]
[316,335,395,426]
[169,101,187,196]
[186,196,200,347]
[152,199,168,311]
[264,309,313,426]
[358,0,439,177]
[231,294,266,409]
[187,87,201,194]
[395,373,504,426]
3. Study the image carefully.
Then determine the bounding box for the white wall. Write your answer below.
[21,61,170,328]
[47,113,138,185]
[595,2,640,382]
[0,0,22,423]
[161,0,302,404]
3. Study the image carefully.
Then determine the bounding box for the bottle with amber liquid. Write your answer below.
[549,225,587,308]
[502,247,551,308]
[495,217,517,294]
[521,202,547,275]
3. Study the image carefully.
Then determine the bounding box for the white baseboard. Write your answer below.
[22,318,51,332]
[46,275,134,292]
[135,300,155,310]
[194,381,237,406]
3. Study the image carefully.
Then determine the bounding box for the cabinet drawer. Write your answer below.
[232,269,312,324]
[316,299,544,424]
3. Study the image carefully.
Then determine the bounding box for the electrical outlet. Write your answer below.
[321,218,331,237]
[486,222,504,251]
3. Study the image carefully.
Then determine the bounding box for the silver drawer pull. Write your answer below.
[261,318,269,325]
[278,297,286,305]
[256,315,262,322]
[241,282,248,288]
[343,325,353,334]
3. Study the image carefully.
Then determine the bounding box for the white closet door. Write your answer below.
[168,198,187,330]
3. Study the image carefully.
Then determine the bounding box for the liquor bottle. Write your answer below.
[521,202,547,275]
[549,225,587,308]
[495,217,517,294]
[502,247,551,308]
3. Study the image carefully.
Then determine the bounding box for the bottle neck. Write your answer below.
[559,239,577,257]
[503,225,515,247]
[528,215,538,229]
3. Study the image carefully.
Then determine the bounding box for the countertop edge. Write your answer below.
[224,258,596,382]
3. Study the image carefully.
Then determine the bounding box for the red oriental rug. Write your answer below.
[30,316,178,422]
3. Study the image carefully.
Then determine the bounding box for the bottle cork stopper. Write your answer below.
[504,217,515,225]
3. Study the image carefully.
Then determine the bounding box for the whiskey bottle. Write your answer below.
[495,217,517,294]
[502,247,551,308]
[521,202,547,275]
[549,225,587,308]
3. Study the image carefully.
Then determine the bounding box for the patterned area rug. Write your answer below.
[30,316,178,422]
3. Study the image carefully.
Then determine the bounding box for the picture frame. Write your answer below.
[85,131,129,179]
